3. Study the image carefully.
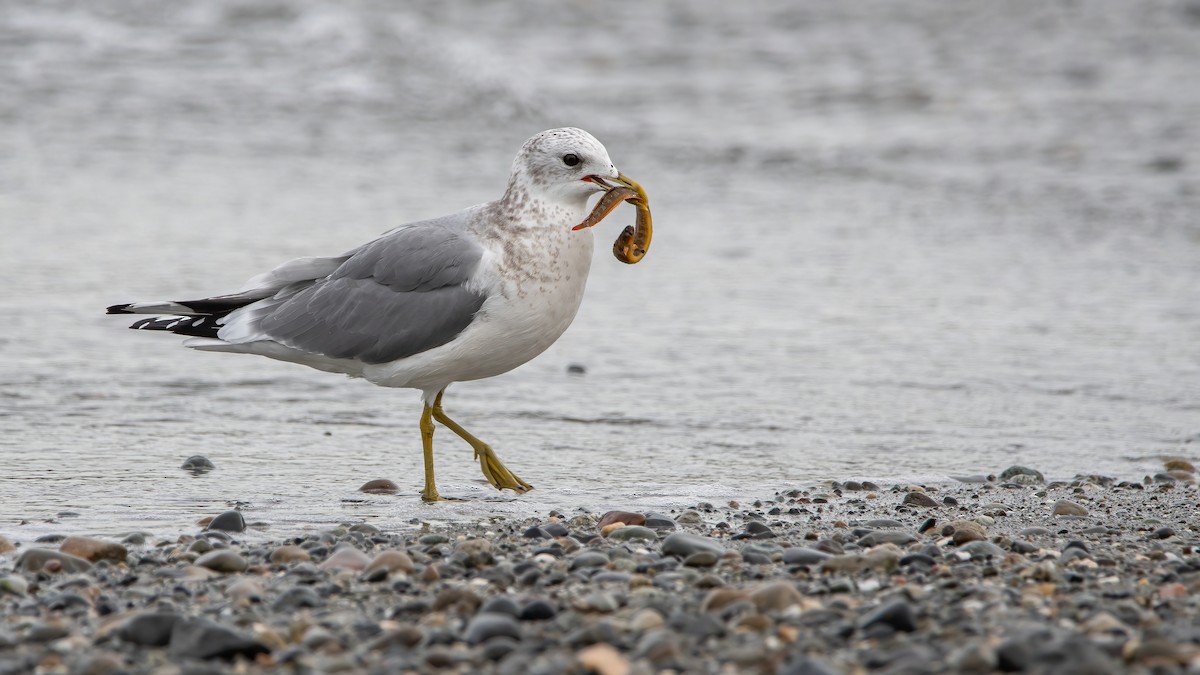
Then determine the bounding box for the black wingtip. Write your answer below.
[106,304,133,314]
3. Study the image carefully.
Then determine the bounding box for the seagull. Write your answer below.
[107,128,648,501]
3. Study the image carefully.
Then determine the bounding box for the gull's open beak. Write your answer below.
[584,173,645,198]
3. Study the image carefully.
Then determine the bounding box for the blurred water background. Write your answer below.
[2,1,1198,538]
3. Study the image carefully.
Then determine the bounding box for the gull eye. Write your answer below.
[562,153,580,167]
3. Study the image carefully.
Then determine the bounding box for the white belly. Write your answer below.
[364,226,594,392]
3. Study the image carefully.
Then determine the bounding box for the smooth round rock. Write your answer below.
[858,530,917,547]
[480,596,520,618]
[0,576,28,596]
[60,536,127,564]
[749,581,805,612]
[570,551,609,570]
[606,525,658,543]
[272,586,324,612]
[195,549,248,573]
[366,550,415,574]
[644,513,678,530]
[783,548,832,566]
[948,520,987,544]
[116,612,181,647]
[167,617,269,661]
[1052,500,1088,517]
[902,491,938,508]
[206,511,246,533]
[999,466,1045,483]
[181,455,215,473]
[960,541,1006,559]
[861,600,918,633]
[269,545,311,564]
[464,612,521,644]
[519,599,557,621]
[320,546,371,571]
[661,533,724,559]
[15,548,92,574]
[598,511,646,528]
[359,479,399,495]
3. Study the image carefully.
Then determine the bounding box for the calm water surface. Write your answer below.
[2,1,1198,540]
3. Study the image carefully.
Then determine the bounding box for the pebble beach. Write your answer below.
[2,460,1198,674]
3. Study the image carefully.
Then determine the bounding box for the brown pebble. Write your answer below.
[597,511,646,529]
[197,516,214,527]
[903,491,939,508]
[1164,458,1195,473]
[420,565,441,583]
[44,559,62,573]
[749,581,806,612]
[701,588,749,613]
[0,536,15,554]
[576,643,630,675]
[432,586,480,614]
[366,550,416,574]
[269,545,311,564]
[948,520,987,544]
[60,536,128,564]
[319,546,371,571]
[359,479,400,495]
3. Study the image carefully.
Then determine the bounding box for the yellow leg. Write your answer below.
[419,404,442,502]
[431,391,532,493]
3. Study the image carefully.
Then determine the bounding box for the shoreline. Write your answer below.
[2,462,1198,674]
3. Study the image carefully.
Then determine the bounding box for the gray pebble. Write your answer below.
[605,525,658,543]
[181,455,215,473]
[464,612,521,644]
[518,599,557,621]
[783,548,832,566]
[860,599,918,633]
[207,511,246,533]
[116,612,180,647]
[960,541,1006,559]
[661,533,723,559]
[858,530,917,547]
[167,617,268,661]
[999,466,1045,483]
[644,512,678,530]
[480,596,520,617]
[195,549,247,573]
[570,551,608,570]
[902,491,939,508]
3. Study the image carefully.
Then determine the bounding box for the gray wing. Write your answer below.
[251,223,486,365]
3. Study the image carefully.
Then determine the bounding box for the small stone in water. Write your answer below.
[181,455,215,473]
[206,511,246,533]
[999,465,1044,483]
[359,479,399,495]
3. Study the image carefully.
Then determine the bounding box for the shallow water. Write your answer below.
[2,0,1198,540]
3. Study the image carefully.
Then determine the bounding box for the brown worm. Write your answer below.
[572,174,653,264]
[572,186,638,231]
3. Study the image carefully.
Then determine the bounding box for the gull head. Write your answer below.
[506,128,620,205]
